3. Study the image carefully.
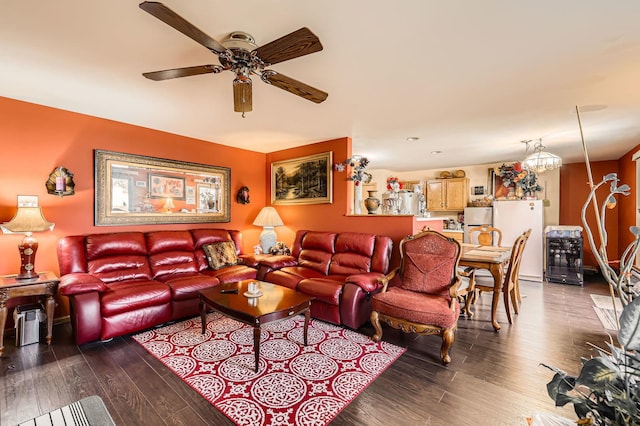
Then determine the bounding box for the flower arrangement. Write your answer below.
[496,162,542,195]
[335,156,371,186]
[386,176,404,191]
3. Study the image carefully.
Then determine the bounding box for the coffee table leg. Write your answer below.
[199,298,206,334]
[253,326,260,372]
[303,308,310,346]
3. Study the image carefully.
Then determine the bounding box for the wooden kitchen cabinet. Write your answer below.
[442,231,464,243]
[426,178,469,211]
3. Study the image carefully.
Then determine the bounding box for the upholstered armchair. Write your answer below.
[370,229,462,364]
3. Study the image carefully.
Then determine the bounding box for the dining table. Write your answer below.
[459,243,512,331]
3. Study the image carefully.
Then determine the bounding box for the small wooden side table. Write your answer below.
[0,271,59,356]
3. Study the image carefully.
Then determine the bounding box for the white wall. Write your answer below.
[368,162,560,227]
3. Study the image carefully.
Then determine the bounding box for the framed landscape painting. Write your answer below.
[271,152,333,205]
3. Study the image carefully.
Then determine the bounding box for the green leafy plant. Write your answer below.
[541,296,640,425]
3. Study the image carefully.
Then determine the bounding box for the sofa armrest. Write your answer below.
[259,255,299,270]
[238,254,257,268]
[345,272,388,293]
[59,273,107,296]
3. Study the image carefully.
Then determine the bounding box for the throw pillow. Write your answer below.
[203,241,238,270]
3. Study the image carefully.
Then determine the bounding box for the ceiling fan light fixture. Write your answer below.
[139,2,327,113]
[522,139,562,173]
[233,77,252,116]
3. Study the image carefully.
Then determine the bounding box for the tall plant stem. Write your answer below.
[577,105,619,326]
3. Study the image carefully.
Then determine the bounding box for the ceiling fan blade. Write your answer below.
[143,65,223,81]
[233,78,253,113]
[262,71,328,104]
[254,27,323,66]
[139,1,228,55]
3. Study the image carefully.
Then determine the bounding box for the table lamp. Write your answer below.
[1,202,55,280]
[162,197,175,213]
[252,207,283,254]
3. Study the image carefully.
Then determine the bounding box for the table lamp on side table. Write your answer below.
[1,199,55,280]
[253,207,284,254]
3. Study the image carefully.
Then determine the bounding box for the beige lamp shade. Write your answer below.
[253,207,284,227]
[1,206,55,234]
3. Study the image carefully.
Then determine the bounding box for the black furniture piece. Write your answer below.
[546,235,583,285]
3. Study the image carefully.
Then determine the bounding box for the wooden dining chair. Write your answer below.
[468,225,503,247]
[465,229,529,324]
[459,225,504,313]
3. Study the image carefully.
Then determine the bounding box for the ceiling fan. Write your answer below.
[139,1,328,116]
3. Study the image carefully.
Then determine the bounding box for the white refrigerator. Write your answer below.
[492,200,544,282]
[463,207,493,243]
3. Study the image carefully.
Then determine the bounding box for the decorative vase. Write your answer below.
[515,186,524,199]
[354,184,363,215]
[364,190,381,214]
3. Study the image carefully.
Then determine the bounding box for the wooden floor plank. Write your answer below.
[0,275,612,425]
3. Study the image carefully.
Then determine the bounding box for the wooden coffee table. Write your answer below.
[199,280,314,372]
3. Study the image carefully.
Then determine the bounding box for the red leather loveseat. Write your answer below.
[57,229,257,344]
[257,230,393,329]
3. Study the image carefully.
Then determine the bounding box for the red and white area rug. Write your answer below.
[133,312,405,426]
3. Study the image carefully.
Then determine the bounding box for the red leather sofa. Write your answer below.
[257,230,393,329]
[57,229,257,344]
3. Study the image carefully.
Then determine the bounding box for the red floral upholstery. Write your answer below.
[371,229,462,364]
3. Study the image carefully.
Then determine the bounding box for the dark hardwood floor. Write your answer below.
[1,275,613,425]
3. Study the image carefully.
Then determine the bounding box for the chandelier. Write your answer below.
[522,139,562,173]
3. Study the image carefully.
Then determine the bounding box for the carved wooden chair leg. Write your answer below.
[511,289,519,315]
[370,311,383,342]
[440,327,455,365]
[503,285,513,324]
[463,273,475,318]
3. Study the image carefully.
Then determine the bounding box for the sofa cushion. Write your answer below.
[149,251,199,279]
[86,232,147,259]
[161,274,219,301]
[201,264,257,284]
[146,230,194,254]
[101,280,172,317]
[88,255,152,284]
[372,286,459,328]
[298,278,343,305]
[203,241,239,270]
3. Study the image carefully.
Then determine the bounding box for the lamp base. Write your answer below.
[16,233,38,280]
[259,227,277,254]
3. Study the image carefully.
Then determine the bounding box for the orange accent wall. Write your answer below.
[559,160,619,269]
[0,96,267,317]
[0,96,419,322]
[618,144,640,256]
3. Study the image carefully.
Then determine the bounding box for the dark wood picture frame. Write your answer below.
[271,151,333,205]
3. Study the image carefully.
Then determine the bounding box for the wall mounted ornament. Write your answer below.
[236,186,250,204]
[46,166,75,197]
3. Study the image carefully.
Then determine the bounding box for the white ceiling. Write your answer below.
[2,1,640,171]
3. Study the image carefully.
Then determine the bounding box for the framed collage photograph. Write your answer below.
[94,150,230,225]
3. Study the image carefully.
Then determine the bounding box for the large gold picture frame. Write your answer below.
[271,152,333,205]
[95,150,230,225]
